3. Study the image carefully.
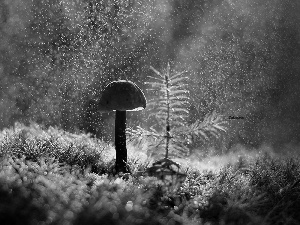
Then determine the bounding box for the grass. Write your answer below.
[0,123,300,225]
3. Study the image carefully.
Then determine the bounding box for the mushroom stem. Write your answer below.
[115,110,128,173]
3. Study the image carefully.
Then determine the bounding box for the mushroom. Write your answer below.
[98,80,146,174]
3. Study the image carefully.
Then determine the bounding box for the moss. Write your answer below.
[0,124,300,225]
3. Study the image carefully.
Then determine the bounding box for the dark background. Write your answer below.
[0,0,299,154]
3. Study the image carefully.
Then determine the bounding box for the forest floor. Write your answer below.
[0,123,299,225]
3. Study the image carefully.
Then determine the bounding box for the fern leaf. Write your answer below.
[213,124,227,132]
[170,108,189,114]
[145,82,165,88]
[196,130,209,140]
[168,86,187,92]
[182,111,227,145]
[146,77,165,83]
[149,66,164,78]
[169,95,189,101]
[169,71,187,80]
[156,106,169,111]
[169,76,189,85]
[170,89,189,95]
[169,102,186,107]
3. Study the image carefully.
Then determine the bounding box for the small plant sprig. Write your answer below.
[179,110,228,145]
[127,64,227,158]
[147,63,190,158]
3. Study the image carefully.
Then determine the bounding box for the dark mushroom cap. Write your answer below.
[98,80,146,112]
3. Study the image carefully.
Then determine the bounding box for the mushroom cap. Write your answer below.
[98,80,146,112]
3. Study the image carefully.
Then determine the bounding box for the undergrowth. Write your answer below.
[0,123,299,225]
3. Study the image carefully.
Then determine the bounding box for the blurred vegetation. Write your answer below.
[0,123,300,224]
[1,0,300,152]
